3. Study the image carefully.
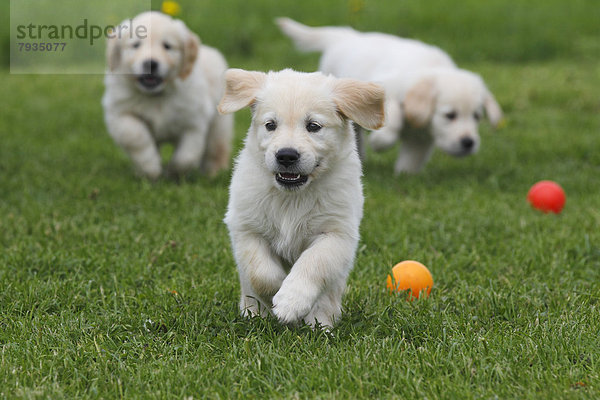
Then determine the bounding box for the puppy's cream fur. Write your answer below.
[219,69,384,328]
[278,18,503,173]
[102,12,232,179]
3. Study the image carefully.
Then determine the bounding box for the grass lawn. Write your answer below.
[1,0,599,398]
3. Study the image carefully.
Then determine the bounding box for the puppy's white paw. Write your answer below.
[137,162,162,180]
[394,156,423,175]
[168,155,201,176]
[131,147,162,180]
[240,296,271,318]
[272,283,317,325]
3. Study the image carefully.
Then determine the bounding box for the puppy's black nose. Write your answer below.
[142,59,159,75]
[461,137,475,150]
[276,148,300,167]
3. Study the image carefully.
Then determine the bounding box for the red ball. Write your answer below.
[527,180,566,214]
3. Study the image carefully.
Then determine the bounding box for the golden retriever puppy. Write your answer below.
[218,69,385,329]
[102,12,232,179]
[278,18,503,173]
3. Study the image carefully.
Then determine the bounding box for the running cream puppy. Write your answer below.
[219,69,384,329]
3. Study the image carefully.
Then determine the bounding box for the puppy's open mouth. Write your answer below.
[137,75,164,90]
[275,172,308,188]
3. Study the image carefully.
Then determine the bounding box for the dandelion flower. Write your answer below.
[161,1,181,16]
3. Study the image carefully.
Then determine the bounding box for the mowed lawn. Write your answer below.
[1,0,600,398]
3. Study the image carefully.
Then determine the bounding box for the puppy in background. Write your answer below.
[219,68,385,329]
[102,11,232,179]
[278,18,503,174]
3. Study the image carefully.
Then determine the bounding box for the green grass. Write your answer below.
[1,0,600,398]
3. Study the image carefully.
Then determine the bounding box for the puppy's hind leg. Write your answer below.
[201,113,233,176]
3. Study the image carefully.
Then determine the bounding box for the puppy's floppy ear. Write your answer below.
[218,69,267,114]
[332,79,386,130]
[179,30,200,79]
[106,28,121,71]
[483,89,503,129]
[404,76,437,129]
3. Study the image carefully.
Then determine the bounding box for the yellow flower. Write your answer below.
[496,118,508,130]
[349,0,365,14]
[161,1,181,16]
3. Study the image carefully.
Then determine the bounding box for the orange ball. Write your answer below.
[386,260,433,299]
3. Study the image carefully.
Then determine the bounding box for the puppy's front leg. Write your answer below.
[169,128,209,176]
[231,231,287,317]
[394,138,434,174]
[272,233,355,326]
[107,115,161,179]
[369,99,402,152]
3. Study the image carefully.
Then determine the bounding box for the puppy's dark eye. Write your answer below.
[473,112,481,121]
[306,121,322,133]
[132,41,141,49]
[163,42,172,50]
[445,111,457,120]
[265,120,277,132]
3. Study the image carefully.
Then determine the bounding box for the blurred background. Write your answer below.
[2,0,599,71]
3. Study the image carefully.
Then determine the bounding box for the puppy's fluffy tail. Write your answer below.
[276,17,354,53]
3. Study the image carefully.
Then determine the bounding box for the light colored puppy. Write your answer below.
[102,11,232,179]
[278,18,503,174]
[219,68,385,329]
